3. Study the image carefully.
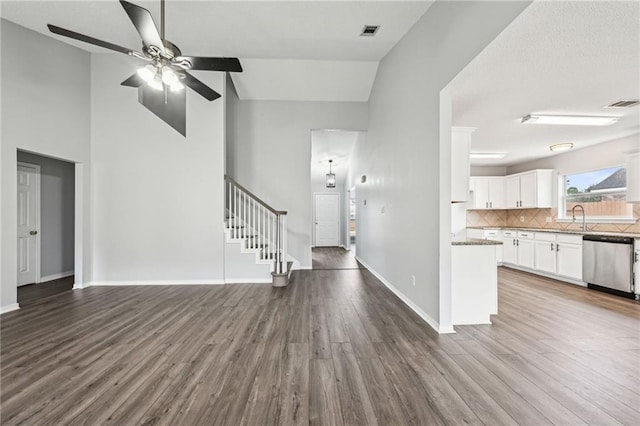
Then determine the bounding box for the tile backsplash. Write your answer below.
[467,204,640,234]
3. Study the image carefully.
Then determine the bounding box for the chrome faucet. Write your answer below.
[571,204,587,231]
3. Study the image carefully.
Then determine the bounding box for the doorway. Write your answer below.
[314,193,340,247]
[16,151,75,304]
[348,186,356,254]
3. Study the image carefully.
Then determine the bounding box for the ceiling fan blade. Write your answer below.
[175,56,243,72]
[47,24,134,55]
[138,85,186,136]
[119,0,165,54]
[182,72,221,101]
[121,73,145,87]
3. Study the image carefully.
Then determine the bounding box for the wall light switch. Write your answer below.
[381,206,385,214]
[546,216,552,223]
[411,275,416,286]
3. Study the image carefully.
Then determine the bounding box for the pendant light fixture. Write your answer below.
[326,160,336,188]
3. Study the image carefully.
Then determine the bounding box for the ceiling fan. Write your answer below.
[47,0,242,136]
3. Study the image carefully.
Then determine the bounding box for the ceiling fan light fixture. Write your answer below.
[137,64,157,83]
[161,66,179,86]
[148,74,164,91]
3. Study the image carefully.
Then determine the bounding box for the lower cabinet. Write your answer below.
[517,232,535,269]
[503,230,584,285]
[556,235,583,281]
[502,231,518,265]
[534,233,557,274]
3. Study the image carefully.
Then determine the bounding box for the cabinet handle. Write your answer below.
[516,240,519,246]
[550,242,554,251]
[512,239,515,246]
[556,244,560,252]
[490,202,492,208]
[486,202,489,208]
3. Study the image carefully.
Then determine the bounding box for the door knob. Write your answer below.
[29,230,38,235]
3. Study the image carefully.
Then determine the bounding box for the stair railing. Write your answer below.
[225,175,288,274]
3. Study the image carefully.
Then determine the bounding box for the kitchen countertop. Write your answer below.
[452,238,503,246]
[467,226,640,239]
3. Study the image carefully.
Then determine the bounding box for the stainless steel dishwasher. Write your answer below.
[583,235,636,299]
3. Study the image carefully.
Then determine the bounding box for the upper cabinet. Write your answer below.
[470,177,504,209]
[471,169,553,210]
[504,170,553,209]
[627,152,640,203]
[451,127,475,203]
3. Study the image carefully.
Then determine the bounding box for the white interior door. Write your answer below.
[17,163,40,286]
[315,193,340,247]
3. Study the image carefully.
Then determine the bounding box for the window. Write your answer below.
[561,166,633,219]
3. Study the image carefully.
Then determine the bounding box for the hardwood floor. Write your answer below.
[1,267,639,425]
[17,276,74,306]
[312,247,363,270]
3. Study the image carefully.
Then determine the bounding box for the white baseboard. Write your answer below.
[0,303,20,314]
[87,280,226,286]
[355,256,453,335]
[224,278,272,284]
[40,270,74,283]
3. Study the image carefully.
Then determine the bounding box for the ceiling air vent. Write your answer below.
[360,25,380,37]
[606,99,640,108]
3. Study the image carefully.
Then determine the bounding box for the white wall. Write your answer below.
[471,165,508,176]
[1,19,91,310]
[351,1,530,332]
[90,54,226,284]
[507,133,640,175]
[17,151,75,279]
[228,100,368,267]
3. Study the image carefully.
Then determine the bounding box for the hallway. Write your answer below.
[312,247,363,270]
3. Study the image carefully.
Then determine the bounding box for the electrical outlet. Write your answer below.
[546,216,552,223]
[520,216,525,222]
[381,206,385,214]
[411,275,416,286]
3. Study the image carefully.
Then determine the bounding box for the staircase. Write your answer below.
[224,175,293,286]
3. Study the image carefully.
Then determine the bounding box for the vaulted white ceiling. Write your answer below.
[451,0,640,167]
[1,0,434,102]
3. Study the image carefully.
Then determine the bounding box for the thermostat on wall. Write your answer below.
[361,175,367,183]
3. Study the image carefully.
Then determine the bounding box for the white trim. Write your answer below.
[294,265,313,270]
[87,280,226,286]
[0,303,20,314]
[224,278,272,284]
[17,161,41,285]
[73,282,87,290]
[355,256,454,334]
[40,270,74,283]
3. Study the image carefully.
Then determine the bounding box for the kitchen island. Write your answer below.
[451,238,502,325]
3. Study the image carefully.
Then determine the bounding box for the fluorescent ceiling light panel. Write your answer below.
[469,153,506,159]
[549,143,574,152]
[521,114,619,126]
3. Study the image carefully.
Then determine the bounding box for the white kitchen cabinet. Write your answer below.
[534,233,557,274]
[451,127,475,203]
[502,230,518,265]
[503,170,554,209]
[627,153,640,203]
[555,234,583,281]
[466,228,503,264]
[517,231,535,269]
[471,177,504,209]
